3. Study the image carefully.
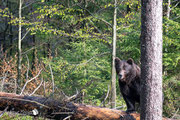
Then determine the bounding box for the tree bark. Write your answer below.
[166,0,171,19]
[0,92,135,120]
[9,18,13,56]
[17,0,22,94]
[32,35,36,70]
[140,0,163,120]
[164,0,171,52]
[111,0,117,109]
[0,92,173,120]
[2,0,9,52]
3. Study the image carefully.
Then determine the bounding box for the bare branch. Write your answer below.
[75,52,110,67]
[22,1,39,9]
[173,1,180,8]
[20,69,42,95]
[63,115,72,120]
[77,5,112,27]
[172,15,180,20]
[171,108,179,119]
[1,72,8,92]
[64,89,80,102]
[21,29,30,41]
[22,43,46,55]
[43,77,46,97]
[29,77,44,96]
[100,85,110,107]
[49,63,55,96]
[116,106,125,110]
[25,54,30,80]
[0,106,8,117]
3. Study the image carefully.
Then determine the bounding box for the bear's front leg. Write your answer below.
[123,95,136,114]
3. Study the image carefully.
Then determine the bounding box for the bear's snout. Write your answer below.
[118,71,126,81]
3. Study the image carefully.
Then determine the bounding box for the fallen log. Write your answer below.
[0,92,173,120]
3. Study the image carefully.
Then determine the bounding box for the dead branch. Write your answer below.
[48,63,55,96]
[20,69,42,95]
[29,78,43,96]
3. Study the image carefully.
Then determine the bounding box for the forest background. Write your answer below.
[0,0,179,119]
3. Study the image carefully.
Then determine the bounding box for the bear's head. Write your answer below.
[115,57,138,83]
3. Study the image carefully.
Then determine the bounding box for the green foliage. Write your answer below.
[1,113,34,120]
[42,39,111,103]
[163,75,180,117]
[163,18,180,74]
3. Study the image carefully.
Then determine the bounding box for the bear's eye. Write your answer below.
[123,66,130,72]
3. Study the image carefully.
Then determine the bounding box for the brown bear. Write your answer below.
[115,57,141,113]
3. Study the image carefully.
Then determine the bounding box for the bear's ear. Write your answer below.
[127,58,134,65]
[115,57,121,65]
[115,57,121,73]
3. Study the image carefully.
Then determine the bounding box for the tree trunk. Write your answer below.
[17,0,22,94]
[32,35,36,70]
[45,0,51,58]
[2,0,9,52]
[9,22,13,56]
[111,0,117,109]
[140,0,163,120]
[0,92,173,120]
[165,0,171,34]
[164,0,171,54]
[43,45,46,58]
[0,92,136,120]
[166,0,171,19]
[9,1,13,56]
[3,19,7,52]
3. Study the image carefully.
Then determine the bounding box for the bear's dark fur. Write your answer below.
[115,57,141,113]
